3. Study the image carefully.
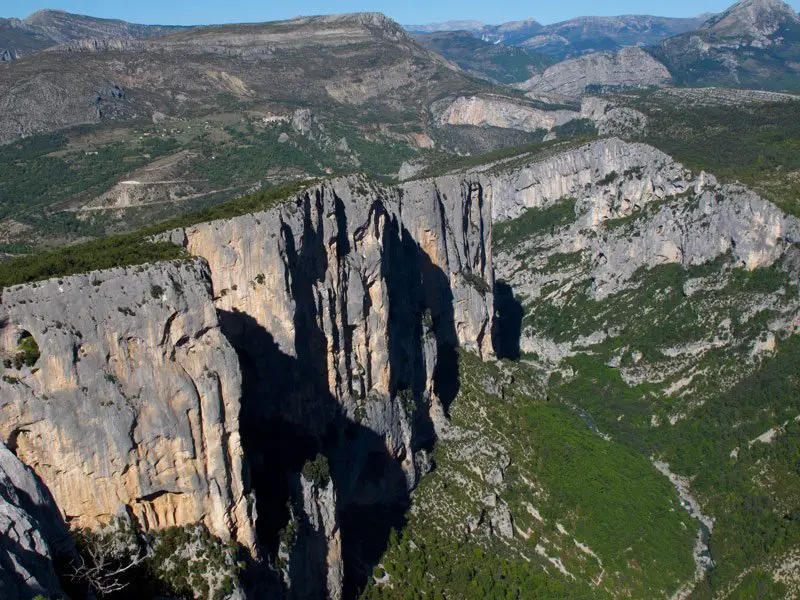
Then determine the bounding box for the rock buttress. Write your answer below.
[0,258,256,553]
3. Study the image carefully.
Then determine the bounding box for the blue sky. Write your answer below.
[4,0,800,26]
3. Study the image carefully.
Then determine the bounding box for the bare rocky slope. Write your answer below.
[0,9,186,61]
[652,0,800,88]
[0,12,498,145]
[517,46,673,97]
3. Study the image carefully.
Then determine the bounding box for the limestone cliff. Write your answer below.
[0,259,256,552]
[489,138,800,406]
[518,47,672,97]
[487,138,800,298]
[156,173,493,596]
[0,171,495,598]
[285,474,343,600]
[437,96,579,133]
[480,137,691,222]
[161,175,493,492]
[0,441,66,600]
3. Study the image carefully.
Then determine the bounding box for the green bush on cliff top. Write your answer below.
[0,182,308,289]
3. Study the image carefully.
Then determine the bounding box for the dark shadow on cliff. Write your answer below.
[220,306,412,599]
[0,447,78,599]
[417,237,460,419]
[491,280,523,360]
[220,193,455,599]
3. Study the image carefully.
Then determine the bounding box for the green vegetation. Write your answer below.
[552,338,800,598]
[364,351,695,599]
[147,525,242,600]
[68,521,242,600]
[14,333,40,368]
[462,271,491,295]
[494,199,577,251]
[489,186,800,595]
[0,181,308,289]
[149,181,308,232]
[302,454,331,487]
[417,137,598,180]
[190,126,329,188]
[0,235,186,289]
[364,527,580,600]
[413,32,553,84]
[634,98,800,217]
[0,131,178,222]
[553,118,598,138]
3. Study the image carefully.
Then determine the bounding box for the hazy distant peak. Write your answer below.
[404,20,487,33]
[493,18,542,32]
[701,0,799,38]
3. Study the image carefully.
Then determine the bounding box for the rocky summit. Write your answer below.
[2,1,800,599]
[653,0,800,87]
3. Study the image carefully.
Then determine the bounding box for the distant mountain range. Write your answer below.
[409,0,800,92]
[652,0,800,88]
[406,14,708,59]
[411,31,554,84]
[0,9,185,61]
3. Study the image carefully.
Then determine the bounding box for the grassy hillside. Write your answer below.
[362,352,696,599]
[492,177,800,597]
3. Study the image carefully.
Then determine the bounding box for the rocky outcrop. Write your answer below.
[701,0,799,42]
[0,259,256,553]
[0,441,66,600]
[518,47,672,97]
[286,474,343,600]
[437,95,578,133]
[584,181,800,297]
[435,95,653,138]
[0,9,185,61]
[489,137,800,387]
[160,175,494,493]
[653,0,800,89]
[488,138,800,298]
[580,96,648,136]
[482,138,691,222]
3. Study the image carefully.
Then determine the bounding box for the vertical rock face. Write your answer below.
[286,475,343,600]
[517,47,672,97]
[161,174,493,595]
[0,259,256,552]
[0,441,66,600]
[0,173,494,596]
[163,175,493,491]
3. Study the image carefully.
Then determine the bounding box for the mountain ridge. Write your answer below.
[0,8,187,60]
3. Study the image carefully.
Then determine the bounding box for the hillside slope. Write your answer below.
[652,0,800,89]
[0,9,185,60]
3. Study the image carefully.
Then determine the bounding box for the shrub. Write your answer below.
[462,272,491,296]
[15,333,40,368]
[302,454,331,487]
